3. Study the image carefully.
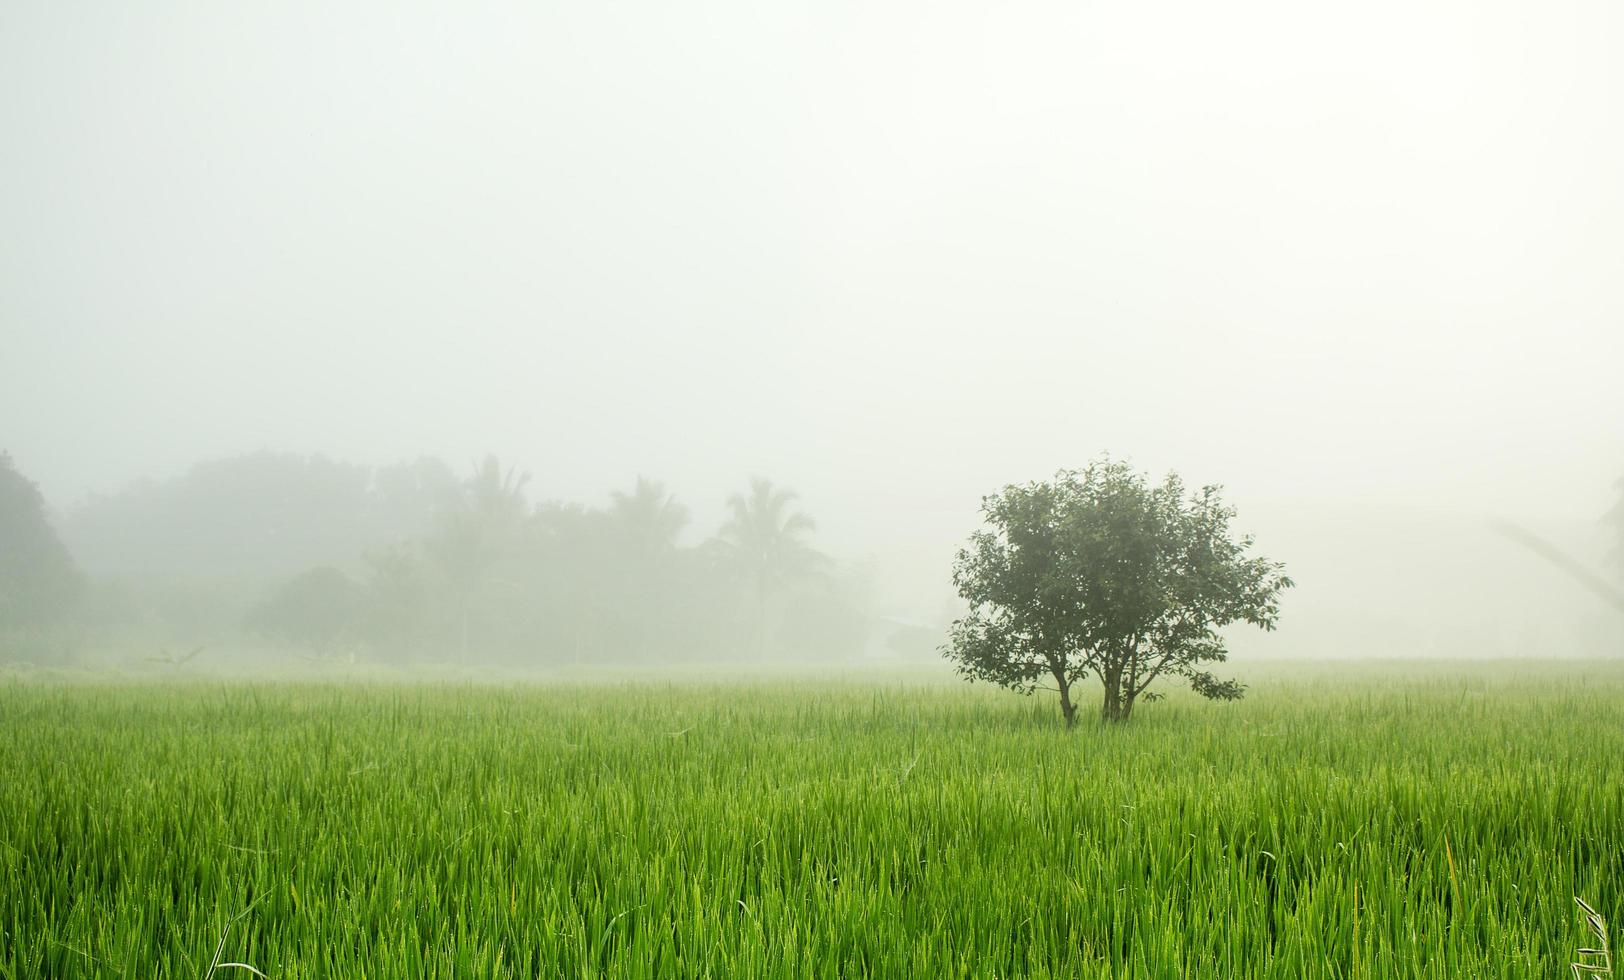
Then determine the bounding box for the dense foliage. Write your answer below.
[947,459,1292,724]
[0,452,82,640]
[54,453,868,666]
[243,566,363,657]
[63,452,452,579]
[2,666,1619,978]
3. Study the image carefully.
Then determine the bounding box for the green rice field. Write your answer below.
[3,662,1621,978]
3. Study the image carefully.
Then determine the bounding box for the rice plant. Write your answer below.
[1574,897,1612,980]
[1,662,1621,978]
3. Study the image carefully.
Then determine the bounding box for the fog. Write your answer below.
[3,0,1621,668]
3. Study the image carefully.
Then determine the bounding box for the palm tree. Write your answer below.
[1494,522,1624,616]
[1491,474,1624,619]
[715,478,823,659]
[609,477,689,559]
[427,455,531,661]
[608,478,690,658]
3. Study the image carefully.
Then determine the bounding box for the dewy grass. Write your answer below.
[1573,896,1613,980]
[2,663,1622,978]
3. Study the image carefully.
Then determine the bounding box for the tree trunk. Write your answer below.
[459,603,470,665]
[1101,666,1129,723]
[755,575,770,662]
[1058,685,1077,728]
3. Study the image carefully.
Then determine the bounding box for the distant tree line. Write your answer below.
[64,452,453,579]
[0,453,84,659]
[267,459,866,666]
[4,451,870,666]
[8,451,1623,672]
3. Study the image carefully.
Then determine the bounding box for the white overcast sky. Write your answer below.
[3,0,1621,648]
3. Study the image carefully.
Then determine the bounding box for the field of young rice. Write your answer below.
[3,664,1621,978]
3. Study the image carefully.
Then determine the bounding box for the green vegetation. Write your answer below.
[3,663,1620,978]
[51,453,868,670]
[0,452,83,662]
[947,459,1291,725]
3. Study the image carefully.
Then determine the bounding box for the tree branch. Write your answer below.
[1133,649,1178,698]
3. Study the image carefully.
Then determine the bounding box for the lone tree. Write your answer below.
[944,458,1292,725]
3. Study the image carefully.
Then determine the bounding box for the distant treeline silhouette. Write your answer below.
[5,451,872,666]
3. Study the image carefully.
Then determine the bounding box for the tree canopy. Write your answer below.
[244,565,362,657]
[0,452,82,628]
[945,458,1292,725]
[63,452,455,579]
[716,478,824,657]
[38,450,871,667]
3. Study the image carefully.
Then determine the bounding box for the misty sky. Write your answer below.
[4,0,1621,648]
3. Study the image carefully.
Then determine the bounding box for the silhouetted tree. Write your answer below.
[63,452,458,582]
[1494,522,1624,616]
[524,501,615,663]
[945,458,1292,726]
[63,452,375,578]
[358,544,435,661]
[368,457,460,545]
[610,477,689,559]
[608,478,689,658]
[777,563,872,661]
[0,452,82,629]
[715,478,822,658]
[427,455,530,660]
[245,566,362,657]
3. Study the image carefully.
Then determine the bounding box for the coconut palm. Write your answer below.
[1491,474,1624,618]
[607,478,690,658]
[609,477,689,559]
[715,478,823,658]
[1494,521,1624,616]
[427,455,531,661]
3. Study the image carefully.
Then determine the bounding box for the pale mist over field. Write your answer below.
[2,0,1621,667]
